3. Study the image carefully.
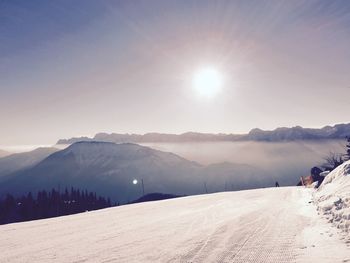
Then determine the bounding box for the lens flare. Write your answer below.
[193,67,223,97]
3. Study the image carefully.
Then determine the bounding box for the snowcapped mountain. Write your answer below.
[57,132,243,144]
[246,123,350,141]
[0,147,58,178]
[56,123,350,144]
[0,142,267,203]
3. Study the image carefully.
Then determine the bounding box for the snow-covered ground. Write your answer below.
[314,160,350,240]
[0,187,349,262]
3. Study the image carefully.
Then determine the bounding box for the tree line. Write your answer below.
[0,187,113,225]
[306,136,350,187]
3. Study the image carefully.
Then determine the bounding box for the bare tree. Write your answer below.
[322,152,344,171]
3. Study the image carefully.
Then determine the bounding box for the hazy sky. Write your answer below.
[1,0,350,145]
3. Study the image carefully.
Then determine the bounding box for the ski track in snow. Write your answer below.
[0,187,349,263]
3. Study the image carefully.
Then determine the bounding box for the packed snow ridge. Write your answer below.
[314,160,350,239]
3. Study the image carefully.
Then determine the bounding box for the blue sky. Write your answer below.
[0,0,350,145]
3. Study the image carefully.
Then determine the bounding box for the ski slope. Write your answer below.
[0,187,349,262]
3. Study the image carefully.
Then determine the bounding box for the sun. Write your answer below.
[193,67,223,97]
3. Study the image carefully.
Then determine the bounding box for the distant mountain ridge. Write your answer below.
[57,123,350,144]
[0,147,58,178]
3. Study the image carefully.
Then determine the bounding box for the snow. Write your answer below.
[319,171,330,177]
[314,160,350,239]
[0,187,349,262]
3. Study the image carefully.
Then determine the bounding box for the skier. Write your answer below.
[275,181,280,187]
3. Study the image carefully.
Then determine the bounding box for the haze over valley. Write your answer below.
[1,1,350,261]
[0,124,348,203]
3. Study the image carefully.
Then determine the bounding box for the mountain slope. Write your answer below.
[0,142,268,203]
[0,147,58,178]
[0,142,202,202]
[0,150,10,158]
[0,187,348,262]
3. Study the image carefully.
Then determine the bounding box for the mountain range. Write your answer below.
[0,142,269,203]
[56,123,350,144]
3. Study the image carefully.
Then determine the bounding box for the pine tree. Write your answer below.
[346,136,350,161]
[0,187,114,225]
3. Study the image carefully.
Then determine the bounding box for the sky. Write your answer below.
[0,0,350,146]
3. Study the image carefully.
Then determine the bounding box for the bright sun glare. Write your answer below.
[193,67,223,97]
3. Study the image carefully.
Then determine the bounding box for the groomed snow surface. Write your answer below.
[1,185,349,263]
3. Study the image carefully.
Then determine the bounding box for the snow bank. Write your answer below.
[314,160,350,238]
